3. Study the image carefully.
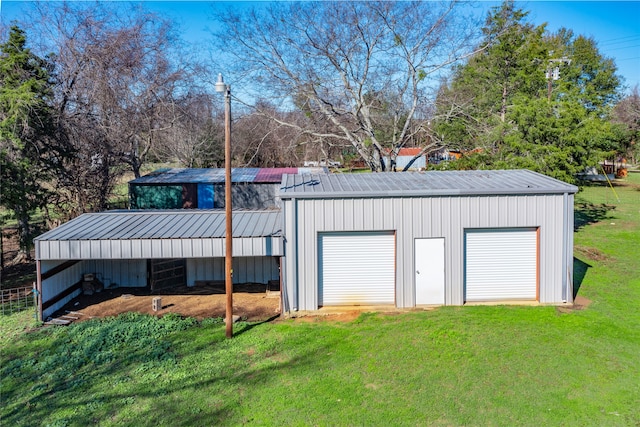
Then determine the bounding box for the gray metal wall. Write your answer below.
[84,260,148,288]
[36,236,283,260]
[42,259,148,318]
[214,183,279,209]
[383,155,427,170]
[41,260,85,318]
[42,256,280,318]
[281,193,574,311]
[187,256,280,285]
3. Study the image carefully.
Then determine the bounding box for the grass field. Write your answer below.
[1,175,639,426]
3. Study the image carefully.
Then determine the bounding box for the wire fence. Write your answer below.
[1,286,36,315]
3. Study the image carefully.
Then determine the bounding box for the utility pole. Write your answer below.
[215,73,234,338]
[546,56,571,102]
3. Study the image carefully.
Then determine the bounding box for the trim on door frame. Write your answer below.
[463,227,540,303]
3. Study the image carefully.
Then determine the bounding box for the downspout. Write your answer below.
[280,197,298,314]
[561,192,568,303]
[278,256,286,317]
[292,198,298,311]
[36,260,43,321]
[280,201,290,315]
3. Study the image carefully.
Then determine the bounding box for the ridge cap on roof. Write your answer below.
[278,169,578,198]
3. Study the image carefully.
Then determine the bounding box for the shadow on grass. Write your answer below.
[574,199,615,231]
[1,314,334,427]
[233,314,281,337]
[573,257,591,299]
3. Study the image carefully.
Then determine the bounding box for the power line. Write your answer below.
[617,56,640,62]
[598,35,640,46]
[607,44,640,52]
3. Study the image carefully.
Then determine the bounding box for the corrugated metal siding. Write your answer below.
[187,257,280,285]
[566,194,575,303]
[280,199,297,312]
[41,260,85,318]
[282,192,572,311]
[84,260,147,288]
[213,183,279,209]
[398,155,426,170]
[37,236,282,260]
[35,211,283,260]
[384,155,426,170]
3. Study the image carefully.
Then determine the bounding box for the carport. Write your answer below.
[34,210,283,320]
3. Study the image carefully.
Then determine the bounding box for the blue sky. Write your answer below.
[1,1,639,92]
[524,1,640,91]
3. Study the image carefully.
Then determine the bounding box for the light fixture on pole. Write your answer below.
[215,73,234,338]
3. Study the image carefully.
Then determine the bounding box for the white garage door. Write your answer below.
[465,228,538,302]
[319,232,395,306]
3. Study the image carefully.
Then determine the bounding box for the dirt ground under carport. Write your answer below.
[51,282,373,324]
[49,282,591,324]
[53,283,282,322]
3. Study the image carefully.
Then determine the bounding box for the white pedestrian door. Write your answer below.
[415,238,445,305]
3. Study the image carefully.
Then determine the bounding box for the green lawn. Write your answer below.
[2,175,639,426]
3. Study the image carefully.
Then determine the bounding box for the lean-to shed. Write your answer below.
[278,169,578,312]
[34,210,283,319]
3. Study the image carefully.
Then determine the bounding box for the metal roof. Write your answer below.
[383,147,424,157]
[35,210,283,260]
[37,210,282,240]
[278,169,578,199]
[129,167,327,185]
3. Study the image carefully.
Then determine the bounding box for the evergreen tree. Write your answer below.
[432,1,622,183]
[0,26,66,259]
[433,2,547,152]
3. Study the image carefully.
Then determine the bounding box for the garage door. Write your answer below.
[465,228,538,302]
[319,232,395,306]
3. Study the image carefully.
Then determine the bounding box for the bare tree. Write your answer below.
[612,86,640,164]
[213,1,483,171]
[152,92,226,168]
[23,2,196,215]
[232,101,324,168]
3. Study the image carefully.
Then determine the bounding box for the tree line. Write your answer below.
[1,1,639,259]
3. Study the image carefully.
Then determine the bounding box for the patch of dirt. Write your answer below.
[574,245,612,262]
[615,178,640,190]
[556,295,592,314]
[289,310,364,323]
[573,295,592,309]
[53,283,281,322]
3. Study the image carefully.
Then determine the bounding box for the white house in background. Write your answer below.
[383,147,427,170]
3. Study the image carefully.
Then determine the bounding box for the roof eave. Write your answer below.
[279,187,578,200]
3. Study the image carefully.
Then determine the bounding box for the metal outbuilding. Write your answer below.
[278,169,578,313]
[34,210,283,319]
[129,167,327,209]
